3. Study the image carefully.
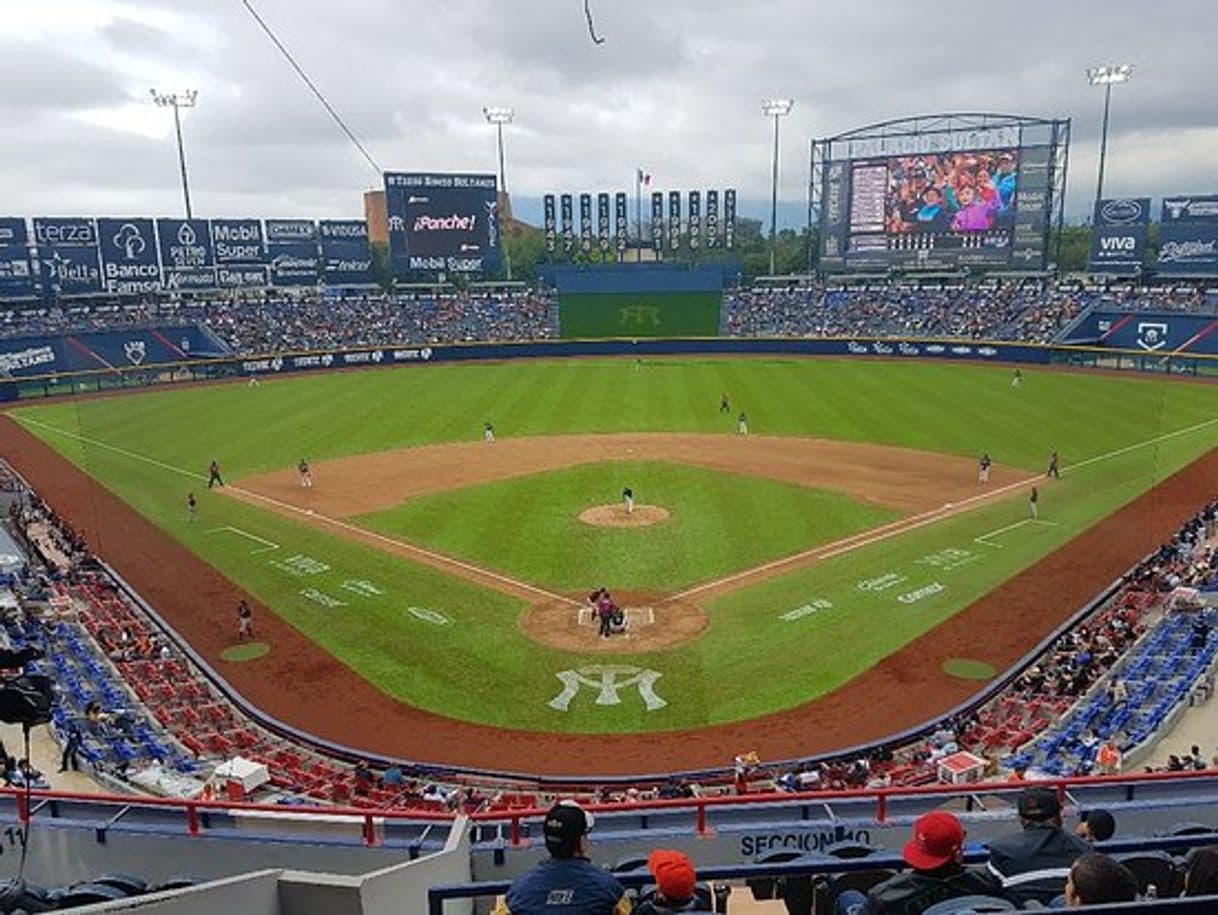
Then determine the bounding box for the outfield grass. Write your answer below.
[357,461,899,592]
[13,358,1218,733]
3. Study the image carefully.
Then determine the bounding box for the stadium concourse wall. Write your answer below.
[8,330,1218,402]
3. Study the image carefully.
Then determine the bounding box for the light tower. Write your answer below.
[1085,65,1134,212]
[762,98,794,275]
[151,89,199,219]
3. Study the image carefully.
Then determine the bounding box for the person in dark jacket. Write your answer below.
[834,811,991,915]
[494,801,631,915]
[1064,852,1138,906]
[633,849,713,914]
[984,787,1089,905]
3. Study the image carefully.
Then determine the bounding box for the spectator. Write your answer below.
[633,849,710,914]
[1063,852,1138,907]
[59,725,83,773]
[1075,809,1116,844]
[983,787,1090,905]
[493,801,630,915]
[835,811,991,914]
[1183,846,1218,896]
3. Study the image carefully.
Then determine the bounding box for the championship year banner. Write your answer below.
[650,193,664,251]
[560,194,574,254]
[705,191,719,249]
[579,193,593,253]
[384,172,500,275]
[688,191,701,250]
[96,218,162,294]
[614,193,628,252]
[724,189,737,249]
[668,191,681,250]
[543,195,557,254]
[597,193,611,253]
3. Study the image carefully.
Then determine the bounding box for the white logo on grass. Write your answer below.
[548,665,667,712]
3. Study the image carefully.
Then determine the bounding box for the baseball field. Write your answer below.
[5,356,1218,775]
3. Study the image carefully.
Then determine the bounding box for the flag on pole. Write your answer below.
[637,168,651,187]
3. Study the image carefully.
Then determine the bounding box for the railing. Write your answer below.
[429,831,1218,915]
[0,786,454,848]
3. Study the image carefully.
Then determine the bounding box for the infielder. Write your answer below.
[720,392,731,414]
[1029,486,1039,520]
[1047,450,1060,479]
[979,453,992,484]
[484,422,495,443]
[237,600,254,641]
[738,411,749,435]
[622,486,634,516]
[207,460,225,489]
[187,492,197,523]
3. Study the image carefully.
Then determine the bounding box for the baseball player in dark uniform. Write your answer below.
[1029,486,1040,520]
[720,392,731,414]
[1047,451,1060,479]
[237,600,254,641]
[187,492,197,523]
[207,460,224,489]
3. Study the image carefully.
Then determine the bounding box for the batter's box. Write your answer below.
[577,606,656,627]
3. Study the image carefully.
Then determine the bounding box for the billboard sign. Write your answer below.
[319,220,372,285]
[384,172,500,274]
[1162,195,1218,223]
[1089,198,1151,273]
[210,219,266,265]
[1157,224,1218,275]
[0,218,34,300]
[266,219,320,287]
[32,217,98,249]
[157,218,214,268]
[96,218,162,294]
[33,219,102,296]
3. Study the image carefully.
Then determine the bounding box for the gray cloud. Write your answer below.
[0,0,1215,222]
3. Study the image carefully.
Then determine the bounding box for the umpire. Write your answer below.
[493,801,631,915]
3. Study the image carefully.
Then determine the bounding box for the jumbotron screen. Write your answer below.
[820,145,1052,271]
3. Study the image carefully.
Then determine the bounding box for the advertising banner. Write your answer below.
[614,193,628,252]
[266,219,320,287]
[560,194,574,254]
[668,191,681,250]
[650,193,664,252]
[706,191,719,249]
[724,190,736,249]
[384,172,500,275]
[543,195,557,254]
[597,193,611,253]
[1095,197,1152,228]
[688,191,701,250]
[1088,199,1151,273]
[156,219,214,267]
[33,219,102,296]
[1162,195,1218,223]
[1157,223,1218,275]
[32,217,98,249]
[0,218,34,300]
[96,218,162,294]
[319,220,372,285]
[210,219,267,266]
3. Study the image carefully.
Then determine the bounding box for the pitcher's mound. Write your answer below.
[579,504,670,528]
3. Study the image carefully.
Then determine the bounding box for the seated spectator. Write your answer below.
[1064,852,1138,907]
[633,849,710,914]
[382,765,405,787]
[835,811,991,914]
[1183,846,1218,896]
[1075,809,1116,844]
[983,787,1089,905]
[353,759,376,794]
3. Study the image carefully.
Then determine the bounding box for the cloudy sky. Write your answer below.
[3,0,1216,225]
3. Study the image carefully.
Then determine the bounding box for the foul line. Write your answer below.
[975,518,1058,549]
[15,411,1218,608]
[12,414,575,607]
[667,413,1218,603]
[208,526,281,554]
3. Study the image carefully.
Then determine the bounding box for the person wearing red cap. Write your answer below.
[634,850,711,914]
[834,811,991,914]
[494,801,632,915]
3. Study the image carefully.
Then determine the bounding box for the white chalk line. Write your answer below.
[975,518,1059,549]
[208,525,281,554]
[13,414,575,607]
[15,411,1218,607]
[668,413,1218,603]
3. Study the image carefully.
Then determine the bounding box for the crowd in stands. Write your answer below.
[2,282,1216,355]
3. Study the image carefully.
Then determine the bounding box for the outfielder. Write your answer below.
[720,392,731,414]
[1011,368,1023,388]
[622,486,634,516]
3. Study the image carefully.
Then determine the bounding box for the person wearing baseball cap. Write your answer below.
[982,787,1089,905]
[494,801,631,915]
[634,849,711,914]
[836,811,991,914]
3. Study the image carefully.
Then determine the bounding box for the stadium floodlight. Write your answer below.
[762,99,794,275]
[151,89,199,220]
[1085,65,1134,211]
[482,106,515,280]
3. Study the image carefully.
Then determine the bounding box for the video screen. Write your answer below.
[883,149,1019,235]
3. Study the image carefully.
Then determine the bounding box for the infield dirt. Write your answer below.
[3,412,1215,776]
